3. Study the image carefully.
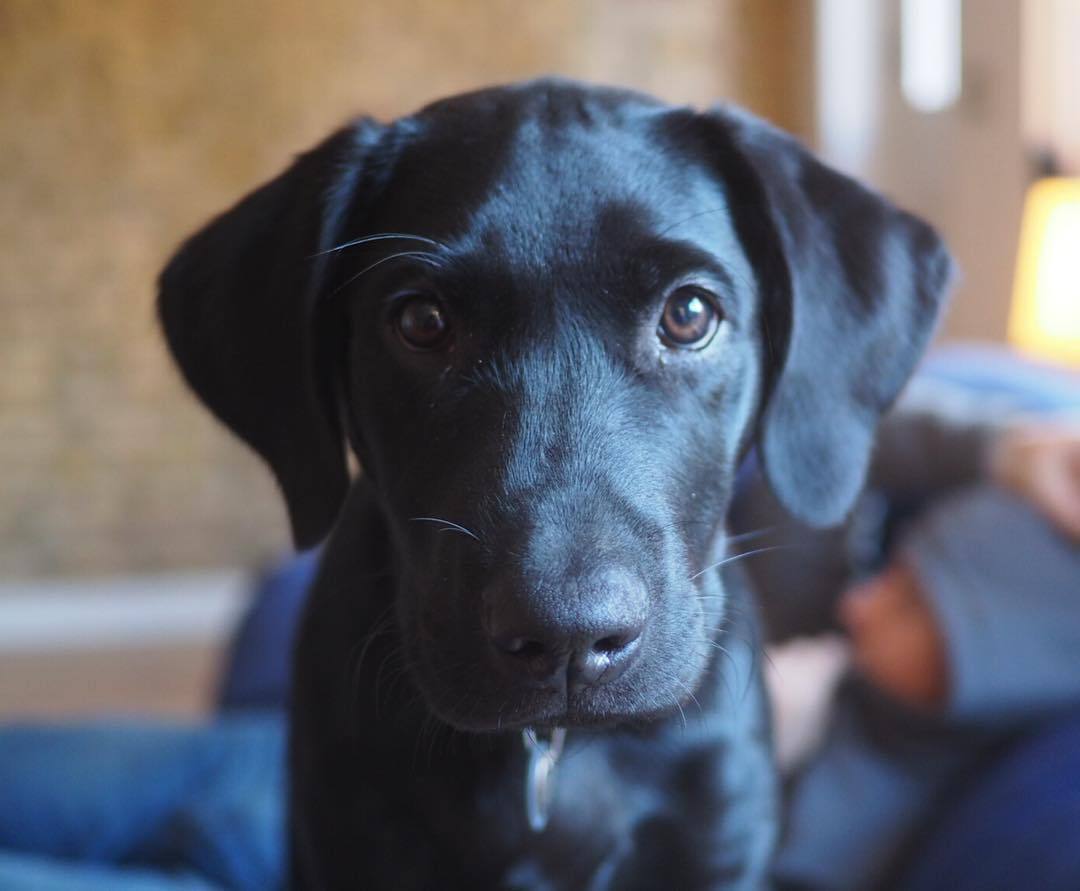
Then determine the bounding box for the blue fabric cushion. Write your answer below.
[901,711,1080,891]
[0,850,221,890]
[217,549,319,712]
[0,718,285,891]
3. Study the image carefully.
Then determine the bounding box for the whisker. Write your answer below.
[373,645,405,720]
[687,544,794,582]
[409,516,481,542]
[724,526,778,546]
[331,251,446,297]
[673,694,687,731]
[312,231,445,257]
[655,207,729,239]
[345,603,396,687]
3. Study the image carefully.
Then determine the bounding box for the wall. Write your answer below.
[815,0,1028,343]
[0,0,812,577]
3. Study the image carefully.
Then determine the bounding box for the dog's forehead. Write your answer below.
[382,82,747,279]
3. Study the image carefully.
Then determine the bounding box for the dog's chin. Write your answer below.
[426,696,687,734]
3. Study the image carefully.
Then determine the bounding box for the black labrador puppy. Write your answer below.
[159,80,951,890]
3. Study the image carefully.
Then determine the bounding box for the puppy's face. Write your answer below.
[159,81,952,732]
[344,99,761,729]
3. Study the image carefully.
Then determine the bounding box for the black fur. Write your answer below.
[158,80,952,890]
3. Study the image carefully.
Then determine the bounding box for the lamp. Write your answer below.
[1008,177,1080,366]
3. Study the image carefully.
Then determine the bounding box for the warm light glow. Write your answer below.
[1009,178,1080,365]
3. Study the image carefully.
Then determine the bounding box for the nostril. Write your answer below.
[496,636,548,660]
[517,640,547,660]
[594,633,634,654]
[573,626,644,687]
[489,632,564,685]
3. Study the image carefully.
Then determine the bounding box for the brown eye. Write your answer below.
[395,293,451,351]
[658,287,721,349]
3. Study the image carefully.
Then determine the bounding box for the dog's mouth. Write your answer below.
[405,628,711,734]
[424,687,695,734]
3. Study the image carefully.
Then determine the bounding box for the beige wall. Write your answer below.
[1,0,811,578]
[851,0,1028,343]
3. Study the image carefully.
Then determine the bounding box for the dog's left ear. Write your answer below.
[704,107,955,527]
[158,121,387,548]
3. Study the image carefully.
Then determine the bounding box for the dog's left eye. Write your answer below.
[394,293,452,351]
[658,286,722,349]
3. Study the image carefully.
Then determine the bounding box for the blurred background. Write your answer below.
[1,0,1077,718]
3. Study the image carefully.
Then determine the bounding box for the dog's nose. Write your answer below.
[486,569,647,688]
[490,624,644,687]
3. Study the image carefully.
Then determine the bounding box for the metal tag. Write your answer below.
[522,727,566,833]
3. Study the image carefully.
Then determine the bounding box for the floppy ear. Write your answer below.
[708,107,955,527]
[158,120,387,548]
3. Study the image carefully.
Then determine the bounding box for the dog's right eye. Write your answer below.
[393,293,452,351]
[657,285,722,350]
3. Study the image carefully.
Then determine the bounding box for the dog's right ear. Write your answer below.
[158,120,387,548]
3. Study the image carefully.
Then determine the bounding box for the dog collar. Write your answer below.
[522,727,566,832]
